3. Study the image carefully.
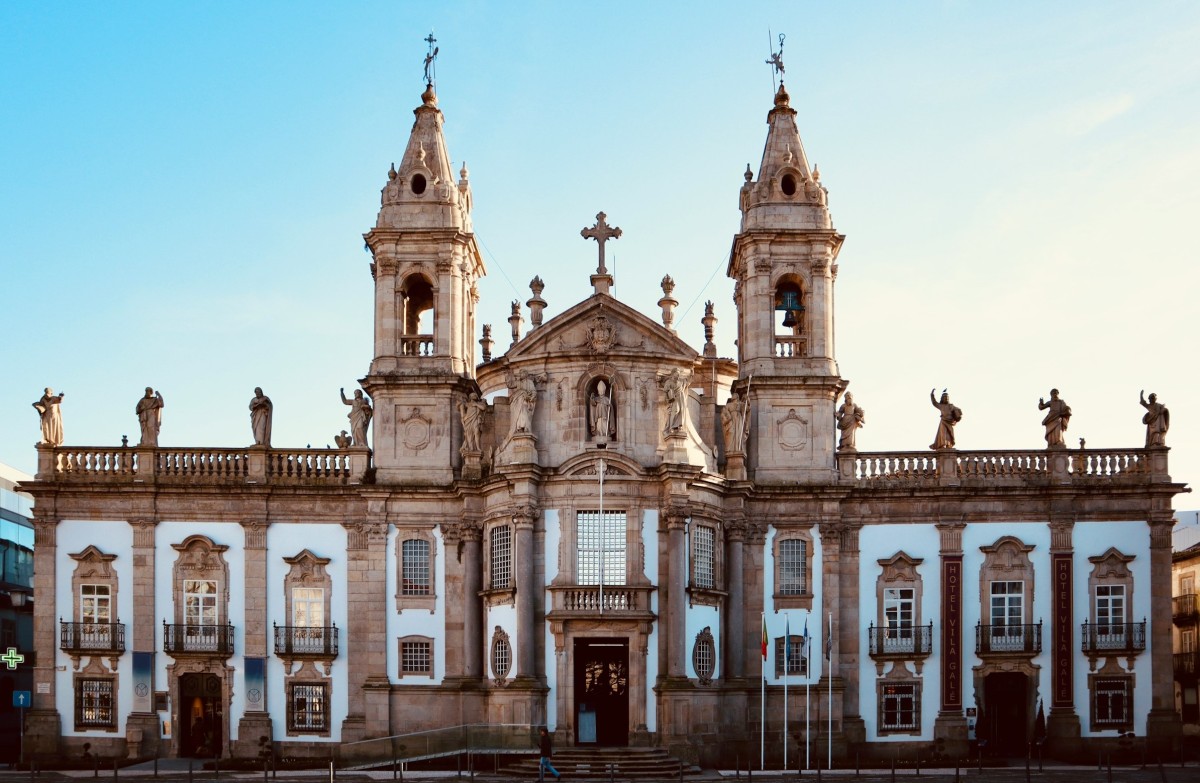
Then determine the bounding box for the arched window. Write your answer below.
[399,275,435,356]
[774,280,804,335]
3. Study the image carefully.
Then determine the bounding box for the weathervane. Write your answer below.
[766,32,785,87]
[423,32,439,86]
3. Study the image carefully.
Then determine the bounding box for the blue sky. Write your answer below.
[2,2,1197,494]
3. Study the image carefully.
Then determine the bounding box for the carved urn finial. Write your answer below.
[527,276,547,329]
[702,300,717,358]
[658,275,679,333]
[508,301,524,347]
[480,324,494,363]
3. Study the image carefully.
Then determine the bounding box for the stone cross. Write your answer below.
[581,212,622,275]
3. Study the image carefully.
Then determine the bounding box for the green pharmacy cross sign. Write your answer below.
[2,646,25,670]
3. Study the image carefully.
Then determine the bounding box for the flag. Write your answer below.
[802,615,810,668]
[825,612,833,660]
[784,614,791,671]
[761,613,768,661]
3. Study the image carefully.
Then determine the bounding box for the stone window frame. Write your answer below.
[687,517,725,607]
[875,551,924,631]
[1087,547,1135,628]
[877,674,922,735]
[69,545,119,624]
[398,635,435,680]
[979,536,1035,627]
[285,662,332,737]
[772,529,815,611]
[490,626,512,685]
[692,626,716,685]
[395,529,438,614]
[573,507,631,586]
[74,673,117,732]
[482,521,515,606]
[1088,670,1134,731]
[170,535,230,627]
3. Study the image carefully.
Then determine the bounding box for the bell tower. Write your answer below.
[727,83,846,483]
[362,83,486,483]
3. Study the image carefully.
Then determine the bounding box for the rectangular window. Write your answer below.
[879,682,921,733]
[490,526,512,590]
[1093,678,1130,728]
[1095,585,1125,631]
[80,584,112,624]
[1183,628,1196,654]
[1183,574,1195,595]
[692,524,716,590]
[401,538,432,596]
[401,640,433,675]
[288,683,328,732]
[774,635,807,677]
[292,587,324,627]
[779,539,807,595]
[989,581,1025,649]
[75,678,115,729]
[884,588,914,635]
[576,510,627,586]
[184,579,218,626]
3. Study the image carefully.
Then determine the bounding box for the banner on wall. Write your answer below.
[132,651,154,713]
[245,657,266,712]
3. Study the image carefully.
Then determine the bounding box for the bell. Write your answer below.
[781,309,799,328]
[776,290,801,311]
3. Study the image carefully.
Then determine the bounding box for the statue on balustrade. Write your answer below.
[590,380,614,441]
[458,392,487,453]
[929,388,961,450]
[721,393,749,453]
[1038,388,1071,448]
[1139,390,1169,447]
[836,391,865,451]
[249,387,273,447]
[32,387,65,447]
[136,387,164,447]
[340,387,373,447]
[334,430,352,449]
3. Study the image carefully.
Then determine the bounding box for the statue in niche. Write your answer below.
[1139,390,1169,447]
[136,387,165,447]
[590,380,614,441]
[1038,388,1071,448]
[660,369,690,437]
[340,387,373,447]
[721,393,748,453]
[836,391,865,451]
[32,387,65,447]
[929,388,961,450]
[458,392,487,453]
[249,387,273,446]
[506,369,546,438]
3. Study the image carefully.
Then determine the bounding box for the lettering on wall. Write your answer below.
[942,556,962,710]
[1053,554,1073,707]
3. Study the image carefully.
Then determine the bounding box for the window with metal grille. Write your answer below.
[75,678,115,729]
[401,538,432,596]
[779,539,807,595]
[576,510,627,586]
[288,683,328,732]
[879,682,920,732]
[774,636,807,677]
[81,584,111,623]
[490,526,512,590]
[693,631,715,683]
[1093,677,1130,728]
[401,639,432,675]
[692,524,716,590]
[292,587,324,627]
[491,631,512,681]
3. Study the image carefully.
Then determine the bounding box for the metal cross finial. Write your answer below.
[423,32,439,85]
[766,32,785,78]
[580,212,622,275]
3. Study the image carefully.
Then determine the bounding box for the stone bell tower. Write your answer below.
[727,83,847,483]
[362,83,486,484]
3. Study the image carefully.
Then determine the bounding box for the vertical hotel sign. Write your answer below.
[1053,554,1073,707]
[941,556,962,710]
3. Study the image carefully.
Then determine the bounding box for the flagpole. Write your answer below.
[598,457,605,614]
[805,611,810,771]
[760,612,766,770]
[827,611,833,770]
[784,612,789,771]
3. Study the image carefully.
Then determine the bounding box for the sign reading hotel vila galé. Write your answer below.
[941,558,962,710]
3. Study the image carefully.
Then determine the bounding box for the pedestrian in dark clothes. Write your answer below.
[539,727,562,780]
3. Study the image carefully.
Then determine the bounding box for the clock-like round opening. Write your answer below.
[411,173,427,195]
[781,173,797,197]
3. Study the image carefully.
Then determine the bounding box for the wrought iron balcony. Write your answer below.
[975,622,1042,655]
[1080,621,1146,654]
[163,622,235,657]
[273,623,339,658]
[1173,594,1199,625]
[867,622,934,658]
[1174,651,1199,680]
[60,620,126,654]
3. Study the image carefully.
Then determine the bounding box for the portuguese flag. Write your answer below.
[761,613,768,661]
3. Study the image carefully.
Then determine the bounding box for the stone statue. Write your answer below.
[458,392,487,453]
[249,387,273,446]
[1139,390,1169,447]
[340,387,373,447]
[136,387,165,447]
[334,430,352,449]
[929,388,961,450]
[721,393,748,453]
[662,369,689,436]
[590,380,613,440]
[507,370,544,438]
[32,387,65,447]
[836,392,865,451]
[1038,389,1071,448]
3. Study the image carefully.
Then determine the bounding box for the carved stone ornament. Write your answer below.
[400,407,432,451]
[584,315,618,354]
[777,408,809,451]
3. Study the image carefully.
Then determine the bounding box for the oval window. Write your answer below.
[781,173,797,197]
[411,173,427,195]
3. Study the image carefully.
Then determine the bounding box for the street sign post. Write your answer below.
[13,690,31,766]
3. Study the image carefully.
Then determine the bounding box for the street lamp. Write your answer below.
[9,588,28,608]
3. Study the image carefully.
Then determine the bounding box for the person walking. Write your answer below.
[538,727,562,781]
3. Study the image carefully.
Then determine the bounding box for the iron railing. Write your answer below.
[1173,594,1199,622]
[163,622,235,656]
[1080,621,1146,654]
[867,623,934,657]
[274,624,339,657]
[1174,651,1199,679]
[60,621,126,654]
[975,622,1042,655]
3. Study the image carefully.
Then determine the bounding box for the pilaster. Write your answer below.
[1047,517,1081,751]
[933,520,967,754]
[340,516,389,742]
[26,514,61,755]
[1146,512,1182,753]
[514,505,538,680]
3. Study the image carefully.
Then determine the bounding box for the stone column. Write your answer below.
[724,519,746,680]
[665,508,688,679]
[442,518,483,681]
[340,518,390,742]
[235,520,272,755]
[514,505,538,680]
[375,256,398,359]
[1047,518,1081,750]
[1146,512,1183,751]
[808,248,834,359]
[817,522,844,755]
[933,521,967,754]
[838,523,865,743]
[25,514,61,754]
[125,519,160,757]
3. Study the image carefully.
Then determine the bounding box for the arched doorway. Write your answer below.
[983,672,1029,756]
[178,673,223,758]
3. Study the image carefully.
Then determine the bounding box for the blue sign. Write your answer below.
[13,690,31,708]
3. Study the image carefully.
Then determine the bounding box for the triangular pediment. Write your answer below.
[502,294,699,364]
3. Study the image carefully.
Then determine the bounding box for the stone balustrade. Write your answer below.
[547,584,656,618]
[400,334,435,357]
[36,444,371,486]
[774,336,808,358]
[839,447,1167,487]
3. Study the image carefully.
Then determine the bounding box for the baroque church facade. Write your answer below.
[20,81,1186,765]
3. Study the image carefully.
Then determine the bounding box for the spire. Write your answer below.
[375,84,472,231]
[739,83,831,232]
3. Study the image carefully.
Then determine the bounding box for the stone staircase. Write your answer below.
[500,747,702,779]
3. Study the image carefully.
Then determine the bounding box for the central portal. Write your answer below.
[574,637,629,746]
